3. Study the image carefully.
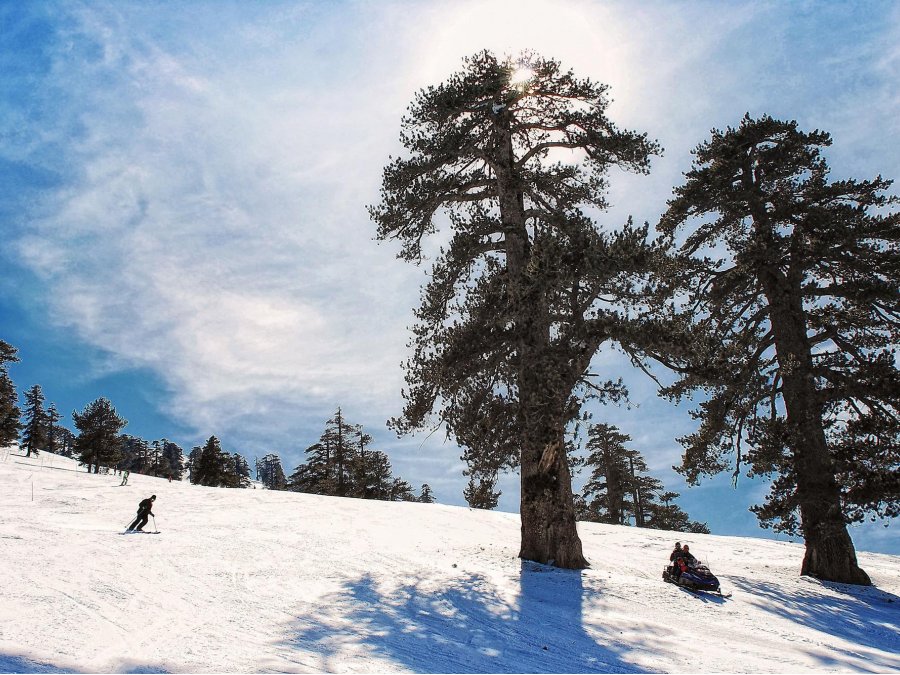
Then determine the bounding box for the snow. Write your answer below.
[1,448,898,674]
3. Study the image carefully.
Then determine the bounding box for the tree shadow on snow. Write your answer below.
[728,576,900,670]
[0,652,170,674]
[0,653,79,674]
[285,562,652,673]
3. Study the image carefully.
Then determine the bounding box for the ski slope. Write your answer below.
[1,448,897,674]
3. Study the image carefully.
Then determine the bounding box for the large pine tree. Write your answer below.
[0,341,22,449]
[370,51,659,567]
[656,115,900,584]
[73,398,126,473]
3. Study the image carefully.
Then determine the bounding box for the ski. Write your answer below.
[120,531,161,535]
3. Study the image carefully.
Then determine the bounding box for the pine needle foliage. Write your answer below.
[370,50,661,567]
[654,114,900,584]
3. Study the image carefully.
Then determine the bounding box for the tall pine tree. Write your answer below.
[370,51,660,568]
[655,114,900,584]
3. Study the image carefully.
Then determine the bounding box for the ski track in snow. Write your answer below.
[1,449,898,673]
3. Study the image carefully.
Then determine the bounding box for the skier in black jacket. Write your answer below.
[127,495,156,531]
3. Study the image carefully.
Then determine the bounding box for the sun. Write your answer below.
[509,66,534,87]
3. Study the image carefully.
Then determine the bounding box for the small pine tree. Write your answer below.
[20,384,48,457]
[418,483,436,503]
[463,471,501,510]
[390,478,417,502]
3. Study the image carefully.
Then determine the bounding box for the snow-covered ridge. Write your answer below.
[1,449,897,673]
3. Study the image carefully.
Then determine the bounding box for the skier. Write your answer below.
[120,470,130,486]
[127,495,156,531]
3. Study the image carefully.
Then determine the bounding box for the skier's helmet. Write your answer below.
[151,495,156,500]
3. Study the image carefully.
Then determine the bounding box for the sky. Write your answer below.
[1,0,898,553]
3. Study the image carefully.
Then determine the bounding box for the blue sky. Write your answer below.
[2,1,898,553]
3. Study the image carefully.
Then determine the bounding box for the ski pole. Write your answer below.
[152,515,157,533]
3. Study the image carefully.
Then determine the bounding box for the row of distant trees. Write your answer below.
[252,408,435,503]
[0,347,433,502]
[464,418,707,533]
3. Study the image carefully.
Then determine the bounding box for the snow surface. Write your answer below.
[1,448,898,674]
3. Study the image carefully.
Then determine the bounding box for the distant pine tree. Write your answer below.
[257,453,287,490]
[645,491,710,534]
[187,446,203,482]
[289,411,417,502]
[44,403,62,456]
[21,385,48,457]
[73,398,126,473]
[120,435,151,473]
[463,470,500,510]
[579,423,706,532]
[192,436,228,487]
[221,452,251,488]
[160,440,185,480]
[321,408,355,496]
[0,340,20,449]
[580,424,631,524]
[352,447,395,500]
[418,483,436,503]
[390,478,417,502]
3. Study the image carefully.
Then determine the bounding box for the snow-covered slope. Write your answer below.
[1,448,897,674]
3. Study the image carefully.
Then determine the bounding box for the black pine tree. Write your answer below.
[0,375,21,449]
[370,51,660,568]
[463,470,501,510]
[418,483,436,503]
[257,453,287,490]
[73,398,126,473]
[655,114,900,584]
[580,423,631,524]
[192,436,229,487]
[44,403,62,456]
[20,384,48,458]
[161,440,185,480]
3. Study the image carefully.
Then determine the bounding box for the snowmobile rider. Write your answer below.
[669,542,682,562]
[127,495,156,531]
[674,544,697,578]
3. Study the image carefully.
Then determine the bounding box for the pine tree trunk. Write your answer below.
[761,268,871,585]
[494,108,587,569]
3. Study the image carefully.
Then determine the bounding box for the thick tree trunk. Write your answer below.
[494,108,587,569]
[761,269,871,585]
[519,425,588,568]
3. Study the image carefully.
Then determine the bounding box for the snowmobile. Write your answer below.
[663,559,724,595]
